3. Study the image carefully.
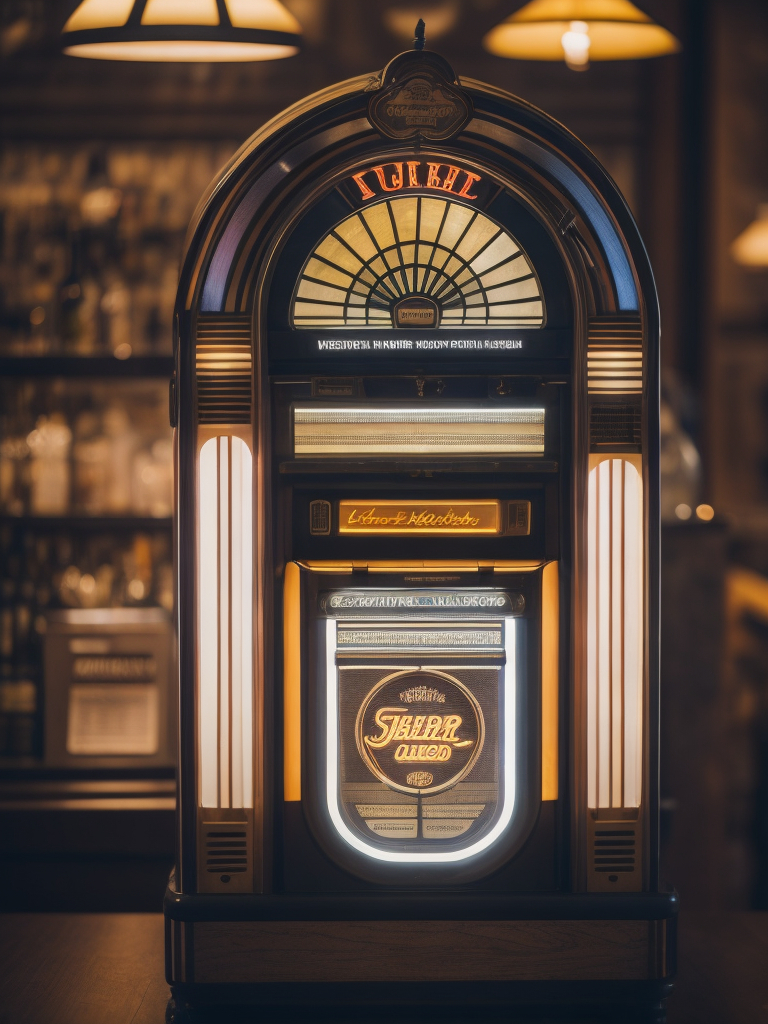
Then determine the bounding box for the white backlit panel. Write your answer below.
[587,458,643,810]
[293,407,545,456]
[198,435,253,809]
[292,197,544,329]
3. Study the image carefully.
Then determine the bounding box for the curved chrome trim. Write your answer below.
[201,118,372,311]
[465,119,638,311]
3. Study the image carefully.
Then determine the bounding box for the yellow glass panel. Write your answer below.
[489,300,544,318]
[142,0,218,25]
[361,203,396,251]
[228,0,301,32]
[296,280,347,303]
[334,215,377,263]
[293,302,346,319]
[452,267,475,288]
[64,0,134,30]
[400,243,416,267]
[315,234,362,274]
[442,255,462,279]
[292,196,544,328]
[283,561,302,801]
[391,196,418,242]
[471,232,519,275]
[419,198,448,242]
[455,216,499,262]
[438,203,475,249]
[486,278,541,303]
[480,255,531,288]
[415,260,434,291]
[541,560,559,801]
[304,258,352,290]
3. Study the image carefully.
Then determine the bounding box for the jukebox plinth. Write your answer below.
[165,43,676,1021]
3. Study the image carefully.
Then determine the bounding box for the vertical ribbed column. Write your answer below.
[198,435,253,810]
[587,457,643,810]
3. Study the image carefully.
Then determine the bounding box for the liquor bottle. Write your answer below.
[57,231,101,355]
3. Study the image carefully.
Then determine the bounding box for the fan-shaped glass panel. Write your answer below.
[291,197,545,329]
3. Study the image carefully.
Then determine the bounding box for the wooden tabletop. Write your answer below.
[1,911,767,1023]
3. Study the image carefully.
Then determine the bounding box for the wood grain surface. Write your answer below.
[192,918,651,984]
[0,911,767,1023]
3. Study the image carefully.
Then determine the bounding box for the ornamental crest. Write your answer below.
[369,52,472,142]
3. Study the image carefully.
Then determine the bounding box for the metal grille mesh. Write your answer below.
[196,315,252,424]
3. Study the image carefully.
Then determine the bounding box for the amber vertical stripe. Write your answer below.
[283,561,302,801]
[541,560,559,800]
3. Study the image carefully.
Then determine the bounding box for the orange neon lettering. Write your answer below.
[373,163,404,192]
[407,161,421,187]
[441,165,461,192]
[457,171,481,199]
[352,170,375,200]
[426,163,443,189]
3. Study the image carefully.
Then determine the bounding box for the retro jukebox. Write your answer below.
[165,41,676,1020]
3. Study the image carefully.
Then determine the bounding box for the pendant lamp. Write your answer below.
[483,0,679,72]
[62,0,301,61]
[731,205,768,267]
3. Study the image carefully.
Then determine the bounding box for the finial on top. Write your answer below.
[414,19,426,50]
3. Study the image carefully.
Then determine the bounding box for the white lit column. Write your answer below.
[198,435,253,809]
[587,457,643,810]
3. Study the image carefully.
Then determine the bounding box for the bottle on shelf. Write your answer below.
[27,412,72,516]
[57,231,101,356]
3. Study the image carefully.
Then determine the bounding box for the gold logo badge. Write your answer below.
[355,669,485,794]
[368,52,473,142]
[338,500,500,535]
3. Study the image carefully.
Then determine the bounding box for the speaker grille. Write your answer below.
[197,810,254,893]
[205,829,248,875]
[593,827,637,873]
[590,402,642,449]
[587,817,642,892]
[196,315,251,425]
[588,317,643,395]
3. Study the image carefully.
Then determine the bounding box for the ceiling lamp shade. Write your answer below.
[731,205,768,267]
[62,0,302,61]
[483,0,680,71]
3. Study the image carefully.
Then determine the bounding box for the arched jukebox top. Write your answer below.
[171,46,659,897]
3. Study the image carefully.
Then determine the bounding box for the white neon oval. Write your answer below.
[324,616,517,863]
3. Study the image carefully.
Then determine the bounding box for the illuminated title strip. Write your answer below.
[325,591,516,611]
[336,628,503,650]
[294,407,544,424]
[351,161,481,201]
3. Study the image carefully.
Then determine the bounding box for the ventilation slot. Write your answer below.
[588,317,642,395]
[205,829,248,875]
[587,816,642,892]
[590,402,641,450]
[594,828,636,873]
[197,811,253,893]
[196,315,251,425]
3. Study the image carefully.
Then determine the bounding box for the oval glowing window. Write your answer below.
[291,196,545,329]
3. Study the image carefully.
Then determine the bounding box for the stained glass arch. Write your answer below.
[291,196,545,329]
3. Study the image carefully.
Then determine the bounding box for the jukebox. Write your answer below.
[165,41,675,1019]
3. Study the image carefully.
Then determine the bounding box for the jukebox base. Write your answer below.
[165,888,677,1021]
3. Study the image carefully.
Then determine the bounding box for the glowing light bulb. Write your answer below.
[561,20,590,70]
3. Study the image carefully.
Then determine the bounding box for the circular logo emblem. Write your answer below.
[355,669,485,795]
